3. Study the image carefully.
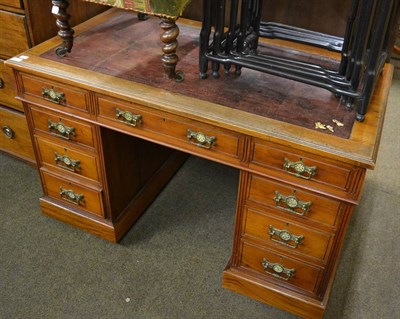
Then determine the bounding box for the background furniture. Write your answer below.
[199,0,399,122]
[6,9,394,318]
[0,0,106,163]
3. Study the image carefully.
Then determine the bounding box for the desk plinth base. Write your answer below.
[222,267,326,319]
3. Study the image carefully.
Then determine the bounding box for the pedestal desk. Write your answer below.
[6,9,393,319]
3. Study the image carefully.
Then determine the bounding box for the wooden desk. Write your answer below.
[6,9,393,319]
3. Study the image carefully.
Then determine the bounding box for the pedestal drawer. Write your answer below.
[247,174,343,228]
[249,138,363,199]
[35,137,101,183]
[240,241,324,296]
[41,170,104,217]
[30,106,97,149]
[20,74,90,116]
[243,206,334,262]
[0,106,35,161]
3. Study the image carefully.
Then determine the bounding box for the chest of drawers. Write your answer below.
[6,9,393,319]
[0,0,106,162]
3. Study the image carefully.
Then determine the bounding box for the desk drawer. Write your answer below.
[97,96,242,165]
[249,138,362,197]
[35,137,101,183]
[0,0,23,9]
[0,10,29,58]
[240,241,323,296]
[41,170,104,217]
[30,106,97,148]
[20,74,90,116]
[0,60,23,111]
[243,207,334,262]
[0,106,35,161]
[246,174,343,228]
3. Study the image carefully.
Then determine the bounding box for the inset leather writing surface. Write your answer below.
[41,11,357,138]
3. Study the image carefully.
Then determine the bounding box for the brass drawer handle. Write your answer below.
[42,86,66,104]
[262,258,295,281]
[283,158,317,180]
[115,108,142,127]
[268,225,304,249]
[54,152,81,172]
[273,191,312,216]
[187,129,216,149]
[60,186,85,205]
[2,126,15,139]
[48,119,75,140]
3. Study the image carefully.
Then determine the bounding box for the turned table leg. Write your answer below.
[160,18,184,82]
[51,0,74,57]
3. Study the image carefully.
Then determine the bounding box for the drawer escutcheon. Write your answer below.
[42,86,66,104]
[115,108,142,127]
[60,186,85,205]
[273,191,312,216]
[262,258,295,281]
[268,225,304,249]
[187,129,216,149]
[283,158,317,180]
[54,152,81,172]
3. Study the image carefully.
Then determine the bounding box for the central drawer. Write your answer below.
[96,95,243,165]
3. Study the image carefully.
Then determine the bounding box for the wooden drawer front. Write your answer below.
[0,106,34,161]
[243,207,334,262]
[240,241,323,295]
[247,174,342,228]
[41,170,104,217]
[249,138,358,194]
[0,60,23,111]
[30,106,96,148]
[36,137,101,182]
[97,96,242,164]
[0,0,23,9]
[20,74,90,115]
[0,10,29,58]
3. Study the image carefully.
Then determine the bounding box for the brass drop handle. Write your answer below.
[60,186,85,205]
[268,225,304,249]
[42,86,65,104]
[273,191,312,216]
[54,152,81,172]
[115,108,142,127]
[187,129,216,149]
[48,119,75,140]
[2,126,15,139]
[262,258,295,281]
[283,158,317,180]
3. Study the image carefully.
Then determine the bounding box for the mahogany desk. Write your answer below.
[6,9,393,319]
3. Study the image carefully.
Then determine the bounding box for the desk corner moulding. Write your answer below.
[4,3,398,319]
